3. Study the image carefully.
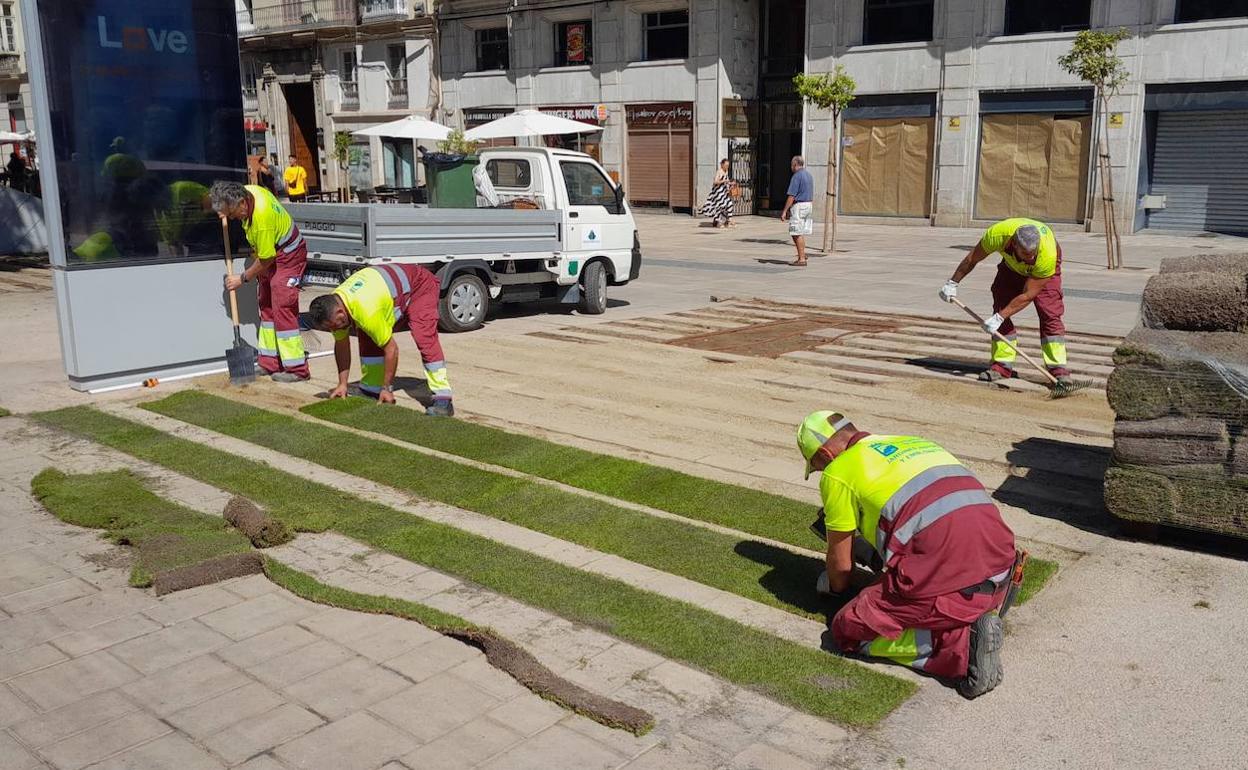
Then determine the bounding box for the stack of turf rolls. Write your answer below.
[1104,253,1248,538]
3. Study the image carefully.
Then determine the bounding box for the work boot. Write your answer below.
[271,372,309,383]
[977,364,1014,383]
[426,399,455,417]
[957,612,1004,699]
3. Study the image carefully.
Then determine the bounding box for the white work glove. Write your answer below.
[816,571,832,595]
[982,313,1005,335]
[939,280,958,303]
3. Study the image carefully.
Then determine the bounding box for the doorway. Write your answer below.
[755,0,805,214]
[283,82,320,191]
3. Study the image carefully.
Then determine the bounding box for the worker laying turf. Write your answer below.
[797,411,1024,698]
[940,217,1072,386]
[210,181,309,382]
[307,265,454,416]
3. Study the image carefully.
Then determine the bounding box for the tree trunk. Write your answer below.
[1094,92,1114,270]
[822,114,839,254]
[1100,93,1124,269]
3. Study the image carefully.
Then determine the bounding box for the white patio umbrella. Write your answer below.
[352,115,452,141]
[0,130,34,143]
[463,109,600,141]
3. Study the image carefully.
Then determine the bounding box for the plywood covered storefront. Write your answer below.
[974,89,1093,223]
[626,102,693,210]
[840,117,934,217]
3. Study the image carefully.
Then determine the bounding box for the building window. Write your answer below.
[340,50,358,107]
[1176,0,1248,23]
[554,20,592,67]
[387,44,407,104]
[642,10,689,61]
[1,4,15,53]
[475,27,509,71]
[863,0,933,45]
[1004,0,1090,35]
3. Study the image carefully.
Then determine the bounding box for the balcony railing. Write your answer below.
[340,80,359,109]
[242,87,259,111]
[236,9,255,34]
[0,54,21,78]
[387,77,408,106]
[250,1,357,35]
[361,0,407,21]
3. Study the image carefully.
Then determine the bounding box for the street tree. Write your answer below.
[793,66,856,254]
[1059,27,1131,269]
[332,131,352,202]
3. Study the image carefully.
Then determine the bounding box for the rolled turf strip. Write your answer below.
[446,629,654,734]
[1104,464,1248,538]
[1141,271,1248,332]
[151,552,264,596]
[1109,330,1248,421]
[224,496,293,548]
[1112,417,1230,466]
[1160,253,1248,275]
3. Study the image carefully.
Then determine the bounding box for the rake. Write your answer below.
[950,298,1092,399]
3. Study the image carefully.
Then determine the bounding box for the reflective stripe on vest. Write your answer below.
[872,464,991,562]
[374,264,414,321]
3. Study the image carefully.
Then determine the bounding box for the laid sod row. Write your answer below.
[265,560,655,734]
[32,466,654,733]
[31,468,258,593]
[144,391,827,620]
[303,400,1059,606]
[303,396,813,547]
[33,405,915,726]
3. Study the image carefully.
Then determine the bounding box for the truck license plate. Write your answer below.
[303,270,342,287]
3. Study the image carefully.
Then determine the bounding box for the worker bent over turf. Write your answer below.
[940,217,1070,384]
[210,181,309,381]
[308,264,454,416]
[797,411,1020,698]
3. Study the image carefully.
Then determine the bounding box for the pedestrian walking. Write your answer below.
[283,155,308,202]
[6,152,27,193]
[779,156,814,266]
[256,155,278,196]
[698,159,736,228]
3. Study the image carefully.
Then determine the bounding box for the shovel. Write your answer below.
[222,219,256,386]
[950,297,1090,399]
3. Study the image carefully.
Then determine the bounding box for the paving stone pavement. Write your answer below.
[0,414,861,770]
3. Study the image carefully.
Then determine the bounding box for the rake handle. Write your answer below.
[950,297,1059,386]
[222,219,242,331]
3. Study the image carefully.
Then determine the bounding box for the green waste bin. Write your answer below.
[422,153,480,208]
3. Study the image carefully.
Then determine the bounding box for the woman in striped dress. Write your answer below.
[699,159,736,228]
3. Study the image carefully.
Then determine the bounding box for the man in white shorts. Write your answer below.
[780,156,815,266]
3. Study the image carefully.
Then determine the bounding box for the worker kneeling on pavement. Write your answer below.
[940,217,1071,385]
[210,181,309,382]
[307,265,454,417]
[797,411,1023,698]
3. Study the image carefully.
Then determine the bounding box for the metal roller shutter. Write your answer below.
[1149,110,1248,234]
[626,129,693,208]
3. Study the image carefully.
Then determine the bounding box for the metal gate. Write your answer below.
[729,139,755,216]
[1148,109,1248,235]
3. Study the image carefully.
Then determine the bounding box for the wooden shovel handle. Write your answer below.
[222,219,241,328]
[949,297,1058,386]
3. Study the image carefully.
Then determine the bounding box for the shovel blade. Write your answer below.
[225,343,256,386]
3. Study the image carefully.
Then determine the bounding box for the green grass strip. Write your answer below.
[1017,556,1058,606]
[145,391,825,620]
[30,468,251,588]
[33,405,915,726]
[0,407,11,418]
[304,397,813,547]
[305,398,1062,607]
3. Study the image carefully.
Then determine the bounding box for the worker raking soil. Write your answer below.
[940,217,1074,388]
[797,410,1026,698]
[307,265,455,416]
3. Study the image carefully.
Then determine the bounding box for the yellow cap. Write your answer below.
[797,410,851,479]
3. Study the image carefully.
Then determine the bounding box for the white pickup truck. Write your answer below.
[288,147,641,332]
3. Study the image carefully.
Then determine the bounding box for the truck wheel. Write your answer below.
[578,261,608,315]
[439,273,489,333]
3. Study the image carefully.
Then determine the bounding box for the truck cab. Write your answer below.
[295,147,641,333]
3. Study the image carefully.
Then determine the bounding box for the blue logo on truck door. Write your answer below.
[585,227,599,242]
